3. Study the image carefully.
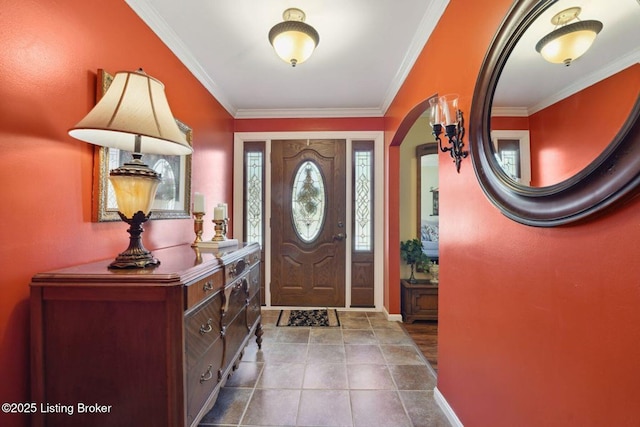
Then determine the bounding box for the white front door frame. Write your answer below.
[233,131,385,310]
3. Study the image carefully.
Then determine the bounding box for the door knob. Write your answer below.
[333,233,346,241]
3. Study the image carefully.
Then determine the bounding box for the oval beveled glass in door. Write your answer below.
[291,160,326,243]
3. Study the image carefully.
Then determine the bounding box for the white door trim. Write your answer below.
[233,131,385,310]
[490,130,531,186]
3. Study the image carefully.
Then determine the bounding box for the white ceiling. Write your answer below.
[493,0,640,116]
[125,0,449,118]
[125,0,639,120]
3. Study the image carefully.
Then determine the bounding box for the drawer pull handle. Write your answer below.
[203,281,213,291]
[200,318,213,335]
[200,365,213,383]
[229,259,246,277]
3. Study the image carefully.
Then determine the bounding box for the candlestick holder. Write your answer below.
[191,212,205,247]
[222,218,229,239]
[212,219,227,241]
[196,217,237,249]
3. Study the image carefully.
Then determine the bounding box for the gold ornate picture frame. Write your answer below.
[92,69,193,222]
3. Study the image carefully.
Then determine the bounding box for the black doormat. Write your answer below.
[277,309,341,327]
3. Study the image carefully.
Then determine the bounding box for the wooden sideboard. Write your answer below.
[401,279,438,323]
[30,243,262,427]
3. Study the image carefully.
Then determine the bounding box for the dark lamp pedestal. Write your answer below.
[109,210,159,269]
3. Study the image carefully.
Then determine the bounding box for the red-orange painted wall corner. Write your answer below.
[0,2,233,426]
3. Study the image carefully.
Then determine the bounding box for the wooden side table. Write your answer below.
[401,279,438,323]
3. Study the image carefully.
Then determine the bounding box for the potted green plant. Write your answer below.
[400,239,430,283]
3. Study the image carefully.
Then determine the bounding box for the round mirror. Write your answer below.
[470,0,640,226]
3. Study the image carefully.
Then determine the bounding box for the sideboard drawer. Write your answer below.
[186,342,224,426]
[185,292,223,369]
[221,309,248,375]
[247,265,260,298]
[186,270,223,310]
[225,257,247,283]
[221,276,247,325]
[225,248,260,283]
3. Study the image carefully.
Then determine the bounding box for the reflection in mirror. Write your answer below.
[491,0,640,187]
[417,144,439,262]
[491,130,531,185]
[471,0,640,226]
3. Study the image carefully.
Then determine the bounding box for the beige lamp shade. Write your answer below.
[269,8,319,67]
[69,69,193,155]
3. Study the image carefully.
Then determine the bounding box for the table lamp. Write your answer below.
[69,69,193,268]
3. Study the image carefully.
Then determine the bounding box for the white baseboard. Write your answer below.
[382,306,403,322]
[434,386,463,427]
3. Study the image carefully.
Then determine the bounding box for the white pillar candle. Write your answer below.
[213,206,225,220]
[442,102,451,125]
[218,203,228,219]
[193,192,206,213]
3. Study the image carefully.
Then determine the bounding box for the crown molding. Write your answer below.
[380,0,450,114]
[234,107,384,119]
[491,107,529,117]
[528,47,640,115]
[125,0,238,116]
[493,47,639,117]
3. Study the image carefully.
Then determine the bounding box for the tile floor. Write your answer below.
[199,310,450,427]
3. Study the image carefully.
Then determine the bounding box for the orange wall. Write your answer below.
[493,65,640,186]
[528,65,640,186]
[386,1,640,426]
[0,1,232,426]
[5,1,640,426]
[235,117,384,132]
[491,116,530,130]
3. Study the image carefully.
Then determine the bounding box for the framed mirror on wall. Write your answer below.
[470,0,640,226]
[417,143,439,263]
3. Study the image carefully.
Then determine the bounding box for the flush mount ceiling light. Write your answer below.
[268,8,319,67]
[535,7,603,66]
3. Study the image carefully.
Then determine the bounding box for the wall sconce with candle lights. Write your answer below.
[429,94,468,173]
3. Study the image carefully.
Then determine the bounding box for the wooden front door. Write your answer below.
[271,139,346,307]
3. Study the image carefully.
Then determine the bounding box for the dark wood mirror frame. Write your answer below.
[470,0,640,227]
